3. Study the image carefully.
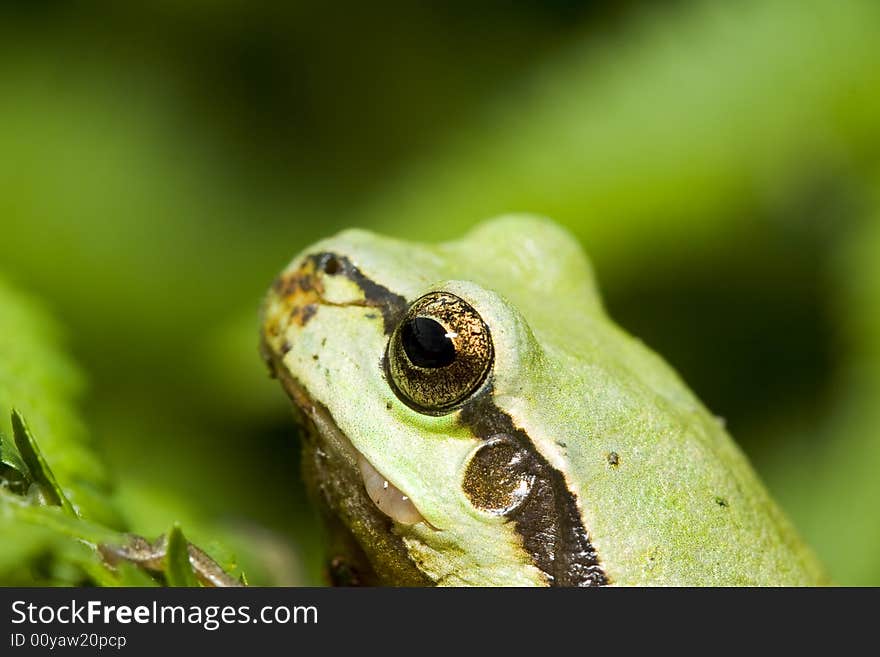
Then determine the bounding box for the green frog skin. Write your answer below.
[260,215,828,587]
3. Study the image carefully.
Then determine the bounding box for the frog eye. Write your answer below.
[385,291,493,413]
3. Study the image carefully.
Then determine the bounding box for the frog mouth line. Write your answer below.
[272,359,426,526]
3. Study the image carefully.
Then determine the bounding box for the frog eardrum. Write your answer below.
[385,291,494,413]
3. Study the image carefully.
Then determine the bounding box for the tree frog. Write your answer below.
[260,215,828,586]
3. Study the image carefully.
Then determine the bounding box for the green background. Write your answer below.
[1,0,879,585]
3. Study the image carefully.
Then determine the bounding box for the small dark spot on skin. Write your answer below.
[321,337,327,347]
[273,259,325,326]
[281,340,292,355]
[300,304,318,324]
[715,496,729,508]
[607,452,620,467]
[365,313,377,320]
[556,441,567,448]
[386,402,392,410]
[276,272,313,297]
[312,354,319,361]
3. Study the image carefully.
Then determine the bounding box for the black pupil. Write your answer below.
[401,317,456,368]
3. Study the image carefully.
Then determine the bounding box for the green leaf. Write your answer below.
[0,492,122,585]
[11,410,76,516]
[112,561,161,587]
[164,524,200,587]
[0,429,29,495]
[0,277,119,526]
[0,491,119,545]
[0,428,29,476]
[0,278,125,584]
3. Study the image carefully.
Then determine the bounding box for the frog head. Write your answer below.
[261,215,826,586]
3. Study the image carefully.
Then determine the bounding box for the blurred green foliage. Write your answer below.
[1,0,879,585]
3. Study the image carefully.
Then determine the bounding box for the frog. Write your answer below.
[260,215,828,586]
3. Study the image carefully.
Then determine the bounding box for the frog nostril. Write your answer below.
[321,255,341,275]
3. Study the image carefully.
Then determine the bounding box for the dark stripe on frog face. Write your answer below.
[271,252,408,333]
[459,389,608,587]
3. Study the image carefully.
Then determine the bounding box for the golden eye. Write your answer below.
[385,292,493,413]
